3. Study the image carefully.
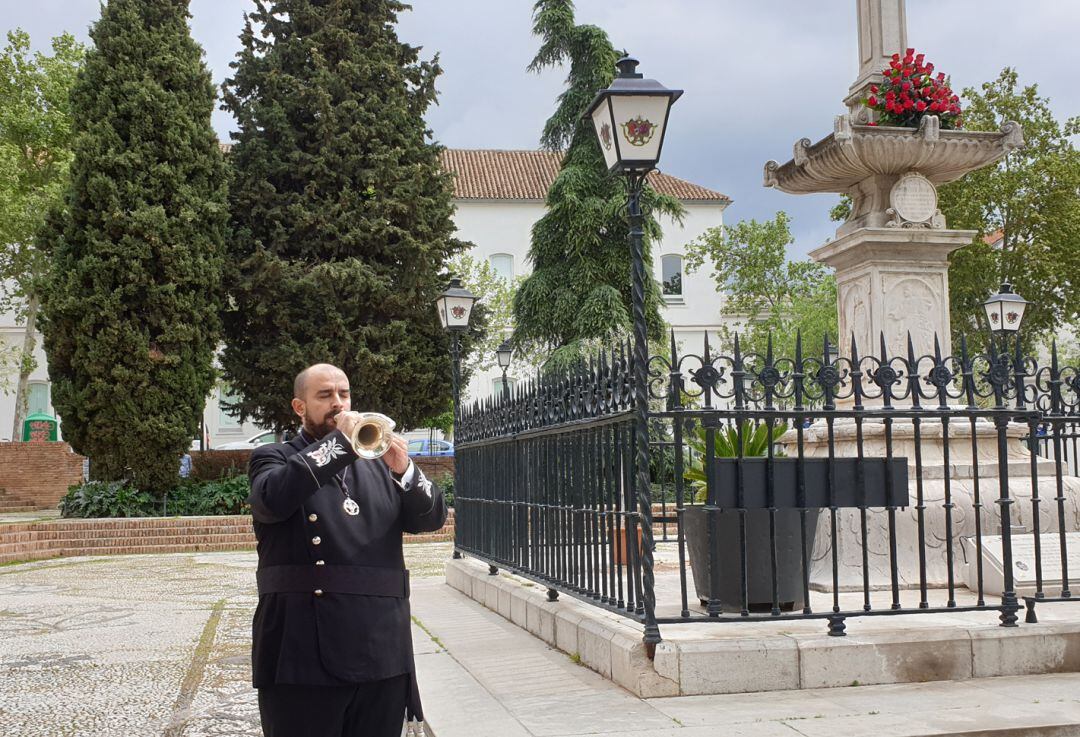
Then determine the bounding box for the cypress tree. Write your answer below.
[512,0,684,369]
[221,0,467,432]
[39,0,227,493]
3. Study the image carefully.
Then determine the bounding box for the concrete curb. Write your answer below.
[446,557,1080,698]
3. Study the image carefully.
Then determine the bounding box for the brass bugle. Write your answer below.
[345,412,397,459]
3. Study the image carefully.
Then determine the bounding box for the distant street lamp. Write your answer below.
[982,282,1029,339]
[435,276,479,421]
[436,276,478,563]
[584,56,681,653]
[496,339,513,401]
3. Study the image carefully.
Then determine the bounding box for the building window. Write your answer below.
[489,253,514,281]
[492,377,517,397]
[218,387,241,429]
[662,254,683,297]
[28,382,50,415]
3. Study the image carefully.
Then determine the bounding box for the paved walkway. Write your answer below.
[2,546,1079,736]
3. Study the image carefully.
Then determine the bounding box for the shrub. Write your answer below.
[434,472,454,507]
[60,475,251,518]
[60,481,156,518]
[166,475,251,516]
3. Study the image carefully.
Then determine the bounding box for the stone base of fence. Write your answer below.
[446,555,1080,698]
[0,511,454,565]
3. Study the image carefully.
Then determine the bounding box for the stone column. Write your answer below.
[846,0,907,121]
[810,227,974,361]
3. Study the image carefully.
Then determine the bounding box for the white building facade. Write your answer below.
[0,149,733,445]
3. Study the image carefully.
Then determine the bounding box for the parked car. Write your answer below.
[215,430,279,451]
[407,439,453,457]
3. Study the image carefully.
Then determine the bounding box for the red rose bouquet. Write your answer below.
[864,48,962,129]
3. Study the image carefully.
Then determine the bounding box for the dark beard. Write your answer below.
[303,411,339,440]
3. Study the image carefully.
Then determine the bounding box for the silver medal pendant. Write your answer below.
[342,497,360,516]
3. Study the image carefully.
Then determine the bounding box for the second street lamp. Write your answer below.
[584,56,681,653]
[496,339,513,401]
[435,276,478,562]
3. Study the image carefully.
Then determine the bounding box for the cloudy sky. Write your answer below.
[5,1,1078,257]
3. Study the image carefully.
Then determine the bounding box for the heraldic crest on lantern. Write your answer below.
[621,116,655,146]
[599,122,613,150]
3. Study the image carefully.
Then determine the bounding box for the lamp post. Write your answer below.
[435,276,479,422]
[584,56,681,654]
[496,339,513,402]
[982,281,1029,346]
[435,276,478,561]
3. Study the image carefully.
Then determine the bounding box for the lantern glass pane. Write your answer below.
[591,103,619,170]
[444,296,473,328]
[609,95,671,167]
[1003,299,1026,331]
[436,299,450,329]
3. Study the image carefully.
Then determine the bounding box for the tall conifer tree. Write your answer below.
[221,0,466,432]
[40,0,227,492]
[512,0,683,369]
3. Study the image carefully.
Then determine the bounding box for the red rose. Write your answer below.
[892,52,900,61]
[870,85,879,94]
[937,72,946,81]
[902,67,912,78]
[950,95,959,102]
[904,98,915,109]
[901,80,912,91]
[906,47,915,55]
[916,101,927,112]
[915,53,925,63]
[868,121,878,126]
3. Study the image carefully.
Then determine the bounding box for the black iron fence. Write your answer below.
[454,333,1080,638]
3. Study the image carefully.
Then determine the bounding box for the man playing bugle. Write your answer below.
[247,363,447,736]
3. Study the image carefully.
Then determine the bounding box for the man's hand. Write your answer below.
[381,434,410,476]
[333,411,362,439]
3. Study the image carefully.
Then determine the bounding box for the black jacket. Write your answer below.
[247,429,447,695]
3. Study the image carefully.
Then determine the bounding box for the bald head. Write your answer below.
[293,363,348,400]
[292,364,351,439]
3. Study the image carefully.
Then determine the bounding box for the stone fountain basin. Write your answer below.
[764,114,1023,195]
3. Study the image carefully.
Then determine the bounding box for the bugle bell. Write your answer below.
[345,412,396,459]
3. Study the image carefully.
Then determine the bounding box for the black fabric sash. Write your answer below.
[256,564,410,598]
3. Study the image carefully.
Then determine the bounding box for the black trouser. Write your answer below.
[258,675,409,737]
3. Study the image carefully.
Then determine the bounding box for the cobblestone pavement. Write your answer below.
[0,543,453,737]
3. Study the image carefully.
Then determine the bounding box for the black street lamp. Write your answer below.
[982,282,1029,338]
[436,276,478,562]
[496,339,513,401]
[435,275,479,422]
[584,56,681,653]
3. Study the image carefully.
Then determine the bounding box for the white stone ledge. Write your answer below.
[445,557,1080,698]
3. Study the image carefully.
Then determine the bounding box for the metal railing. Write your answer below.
[454,333,1079,638]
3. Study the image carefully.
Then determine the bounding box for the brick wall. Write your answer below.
[415,456,454,479]
[0,510,455,565]
[0,442,86,511]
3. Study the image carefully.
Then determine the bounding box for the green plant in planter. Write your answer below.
[683,420,789,503]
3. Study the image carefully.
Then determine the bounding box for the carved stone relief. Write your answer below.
[839,275,873,353]
[883,274,941,357]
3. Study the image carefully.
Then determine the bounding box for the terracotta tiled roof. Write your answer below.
[439,148,731,203]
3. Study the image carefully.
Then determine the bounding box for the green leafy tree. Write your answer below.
[512,0,684,371]
[221,0,471,433]
[684,211,837,360]
[0,30,84,438]
[939,68,1080,347]
[39,0,228,492]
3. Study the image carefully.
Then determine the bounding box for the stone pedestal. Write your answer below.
[810,228,975,361]
[784,419,1080,592]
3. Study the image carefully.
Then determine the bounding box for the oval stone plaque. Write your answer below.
[890,172,938,223]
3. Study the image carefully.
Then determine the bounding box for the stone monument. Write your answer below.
[764,0,1080,591]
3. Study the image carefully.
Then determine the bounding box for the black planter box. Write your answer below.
[708,456,909,509]
[683,504,819,612]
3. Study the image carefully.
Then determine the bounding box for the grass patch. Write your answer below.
[411,615,445,651]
